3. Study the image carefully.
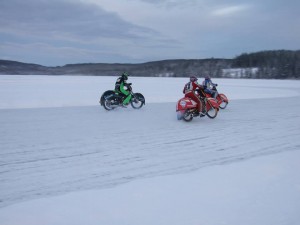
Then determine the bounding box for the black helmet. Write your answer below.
[122,72,129,80]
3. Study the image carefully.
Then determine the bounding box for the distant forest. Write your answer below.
[1,50,299,79]
[232,50,300,79]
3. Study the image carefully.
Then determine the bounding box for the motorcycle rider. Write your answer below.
[183,76,205,116]
[115,72,132,106]
[202,75,218,99]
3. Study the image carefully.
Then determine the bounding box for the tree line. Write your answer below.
[1,50,300,79]
[231,50,300,79]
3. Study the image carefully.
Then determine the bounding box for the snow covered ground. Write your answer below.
[0,75,300,225]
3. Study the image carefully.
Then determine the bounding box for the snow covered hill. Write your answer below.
[0,75,300,225]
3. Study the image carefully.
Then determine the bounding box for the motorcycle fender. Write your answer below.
[219,94,228,102]
[100,90,115,105]
[207,98,219,108]
[105,94,114,99]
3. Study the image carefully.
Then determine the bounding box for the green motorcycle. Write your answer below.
[100,84,145,111]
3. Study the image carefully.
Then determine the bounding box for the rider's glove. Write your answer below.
[127,83,132,86]
[215,84,218,86]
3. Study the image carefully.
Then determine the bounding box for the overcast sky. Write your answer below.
[0,0,299,66]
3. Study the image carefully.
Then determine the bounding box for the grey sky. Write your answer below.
[0,0,299,66]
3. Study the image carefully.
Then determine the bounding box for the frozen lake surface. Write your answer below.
[0,75,300,225]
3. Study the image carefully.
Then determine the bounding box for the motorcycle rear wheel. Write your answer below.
[103,98,116,111]
[100,90,115,106]
[183,110,193,122]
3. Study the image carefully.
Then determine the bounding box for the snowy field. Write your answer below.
[0,75,300,225]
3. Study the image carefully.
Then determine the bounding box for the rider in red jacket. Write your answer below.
[183,76,205,115]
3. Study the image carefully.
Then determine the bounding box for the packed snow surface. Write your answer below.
[0,75,300,225]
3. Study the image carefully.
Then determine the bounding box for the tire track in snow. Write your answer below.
[1,97,300,208]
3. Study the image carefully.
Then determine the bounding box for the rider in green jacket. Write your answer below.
[115,72,132,106]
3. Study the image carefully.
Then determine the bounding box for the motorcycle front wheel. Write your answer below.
[217,94,228,109]
[219,100,228,109]
[131,93,145,109]
[206,105,218,119]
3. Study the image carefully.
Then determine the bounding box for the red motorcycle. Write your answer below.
[204,85,228,109]
[176,90,219,122]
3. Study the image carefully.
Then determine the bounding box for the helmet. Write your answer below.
[190,76,198,82]
[205,75,211,80]
[122,72,129,80]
